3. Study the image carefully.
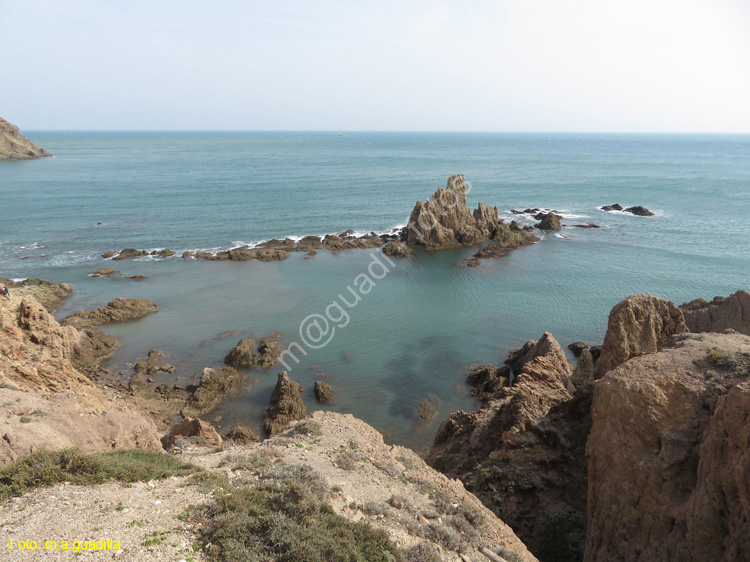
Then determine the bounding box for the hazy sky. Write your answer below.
[2,0,749,131]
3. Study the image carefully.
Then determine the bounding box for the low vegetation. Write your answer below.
[0,449,198,501]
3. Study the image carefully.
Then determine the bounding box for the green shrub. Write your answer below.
[531,510,585,562]
[0,449,198,502]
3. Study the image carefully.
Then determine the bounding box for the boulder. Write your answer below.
[0,117,52,159]
[567,341,589,356]
[112,248,150,260]
[61,297,158,328]
[595,294,688,377]
[535,212,562,231]
[162,417,222,449]
[601,204,622,212]
[313,380,335,403]
[570,348,595,390]
[680,290,750,335]
[92,268,116,278]
[133,349,163,375]
[226,425,260,444]
[624,205,654,216]
[263,371,306,436]
[382,240,413,258]
[224,338,256,367]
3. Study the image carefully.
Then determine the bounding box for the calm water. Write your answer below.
[1,132,749,452]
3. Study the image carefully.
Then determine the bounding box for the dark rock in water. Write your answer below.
[182,366,244,419]
[313,380,335,403]
[472,222,539,259]
[254,338,282,369]
[624,206,654,216]
[535,212,562,231]
[128,274,148,281]
[466,365,510,403]
[464,258,481,267]
[382,240,413,258]
[601,203,623,212]
[264,371,306,436]
[61,297,158,328]
[680,290,750,335]
[568,341,589,357]
[92,268,116,278]
[101,251,117,259]
[134,349,163,375]
[571,223,601,229]
[112,248,150,260]
[224,338,256,367]
[160,364,176,374]
[415,394,442,433]
[151,248,175,257]
[341,352,353,362]
[226,425,259,444]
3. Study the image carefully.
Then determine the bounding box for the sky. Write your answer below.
[2,0,749,132]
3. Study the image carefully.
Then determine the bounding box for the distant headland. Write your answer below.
[0,117,52,160]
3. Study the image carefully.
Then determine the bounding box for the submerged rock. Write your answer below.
[61,297,159,328]
[264,371,306,436]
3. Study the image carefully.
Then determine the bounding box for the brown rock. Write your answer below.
[567,341,589,356]
[182,367,244,419]
[162,417,222,449]
[313,380,335,403]
[586,333,750,562]
[134,349,163,375]
[382,240,413,258]
[92,268,116,278]
[624,205,655,216]
[101,251,117,259]
[112,248,150,260]
[263,371,306,436]
[224,338,256,367]
[596,294,688,377]
[680,290,750,335]
[61,297,158,328]
[466,364,510,403]
[415,394,442,433]
[226,425,260,444]
[0,277,73,313]
[473,222,539,259]
[570,348,595,390]
[601,203,622,212]
[254,338,282,369]
[535,212,562,231]
[0,117,52,159]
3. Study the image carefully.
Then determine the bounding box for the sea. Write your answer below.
[1,131,748,453]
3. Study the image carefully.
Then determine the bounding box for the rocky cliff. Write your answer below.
[0,117,51,159]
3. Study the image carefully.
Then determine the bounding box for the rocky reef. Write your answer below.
[0,117,51,160]
[60,297,159,328]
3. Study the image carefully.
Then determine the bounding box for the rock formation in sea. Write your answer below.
[404,174,538,253]
[224,337,256,367]
[313,380,335,403]
[535,212,562,231]
[382,240,413,258]
[264,371,306,436]
[0,117,52,159]
[680,289,750,335]
[601,203,655,216]
[60,297,159,328]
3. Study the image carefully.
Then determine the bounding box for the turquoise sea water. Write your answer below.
[1,132,749,452]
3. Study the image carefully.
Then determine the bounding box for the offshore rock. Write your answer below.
[624,205,654,216]
[534,212,562,231]
[313,380,335,403]
[595,294,687,377]
[382,240,413,258]
[264,371,306,436]
[472,222,539,259]
[61,297,159,328]
[224,338,256,367]
[680,290,750,335]
[181,367,244,419]
[254,338,282,369]
[0,117,52,159]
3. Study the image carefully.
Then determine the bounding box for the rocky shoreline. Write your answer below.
[0,117,52,160]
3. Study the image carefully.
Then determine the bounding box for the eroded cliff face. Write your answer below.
[0,117,51,159]
[586,332,750,562]
[680,289,750,335]
[0,286,161,463]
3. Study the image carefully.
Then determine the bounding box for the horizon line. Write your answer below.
[22,129,750,135]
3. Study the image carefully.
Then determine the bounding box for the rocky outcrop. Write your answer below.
[680,290,750,335]
[472,221,539,260]
[0,290,160,464]
[161,417,222,449]
[0,277,72,314]
[61,297,158,328]
[404,175,502,249]
[264,371,306,436]
[313,380,335,403]
[586,333,750,562]
[254,338,282,369]
[535,212,562,231]
[595,294,687,377]
[570,348,595,390]
[428,332,586,559]
[181,367,244,419]
[382,240,413,258]
[0,117,51,159]
[224,337,256,367]
[601,204,622,212]
[624,205,654,216]
[107,248,175,260]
